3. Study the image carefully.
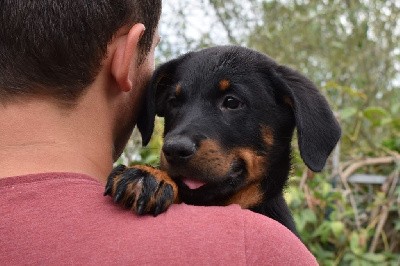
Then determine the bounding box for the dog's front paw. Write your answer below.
[104,164,178,216]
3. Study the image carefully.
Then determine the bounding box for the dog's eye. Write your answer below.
[222,96,243,110]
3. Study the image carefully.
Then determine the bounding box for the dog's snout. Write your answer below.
[162,137,197,164]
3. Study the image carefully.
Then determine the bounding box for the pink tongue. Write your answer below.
[182,178,206,189]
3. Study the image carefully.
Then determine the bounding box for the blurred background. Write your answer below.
[118,1,400,264]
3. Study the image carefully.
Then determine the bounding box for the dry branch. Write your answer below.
[341,155,400,181]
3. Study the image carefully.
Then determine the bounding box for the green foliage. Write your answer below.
[245,0,400,162]
[116,118,164,167]
[286,173,400,265]
[326,82,400,156]
[137,118,164,166]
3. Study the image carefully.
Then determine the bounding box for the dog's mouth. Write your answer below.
[171,159,247,205]
[173,159,245,189]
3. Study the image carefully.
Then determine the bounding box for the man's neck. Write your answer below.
[0,99,114,184]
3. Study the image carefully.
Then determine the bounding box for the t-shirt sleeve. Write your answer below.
[243,211,318,265]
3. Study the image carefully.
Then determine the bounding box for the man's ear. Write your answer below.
[270,65,341,172]
[110,23,146,92]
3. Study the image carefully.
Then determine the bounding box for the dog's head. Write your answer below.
[137,46,341,205]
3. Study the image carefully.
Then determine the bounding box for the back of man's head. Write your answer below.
[0,0,161,106]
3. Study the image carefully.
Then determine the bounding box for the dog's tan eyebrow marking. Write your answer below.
[175,83,182,96]
[218,79,231,91]
[261,126,274,146]
[283,96,293,107]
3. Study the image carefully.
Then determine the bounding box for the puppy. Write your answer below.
[105,46,341,236]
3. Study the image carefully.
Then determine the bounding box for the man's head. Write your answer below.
[0,0,162,106]
[0,0,162,172]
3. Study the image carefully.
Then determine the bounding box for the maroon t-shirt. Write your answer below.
[0,173,317,265]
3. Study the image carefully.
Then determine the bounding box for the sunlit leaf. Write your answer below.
[330,221,345,237]
[340,107,358,120]
[363,106,389,126]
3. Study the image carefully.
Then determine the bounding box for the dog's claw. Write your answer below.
[114,191,123,203]
[136,200,145,215]
[104,164,176,216]
[103,186,111,196]
[124,194,135,209]
[104,164,126,196]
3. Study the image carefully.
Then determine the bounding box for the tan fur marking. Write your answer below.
[233,148,267,182]
[226,183,263,208]
[132,165,179,203]
[175,83,182,96]
[125,180,142,209]
[262,126,274,146]
[219,79,231,91]
[283,96,293,107]
[159,152,168,170]
[191,139,232,177]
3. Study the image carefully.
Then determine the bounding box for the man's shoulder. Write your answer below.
[0,172,317,265]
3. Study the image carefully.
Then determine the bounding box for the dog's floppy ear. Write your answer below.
[136,54,190,145]
[271,65,341,172]
[136,79,155,146]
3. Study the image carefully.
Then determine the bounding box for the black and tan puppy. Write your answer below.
[104,46,341,236]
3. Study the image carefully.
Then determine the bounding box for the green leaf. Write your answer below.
[143,154,160,165]
[362,253,386,263]
[294,213,306,232]
[343,252,356,262]
[330,221,345,237]
[363,106,389,126]
[312,222,331,241]
[340,107,358,120]
[321,182,332,198]
[302,209,317,224]
[350,232,362,255]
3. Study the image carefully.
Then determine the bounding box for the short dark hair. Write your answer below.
[0,0,162,105]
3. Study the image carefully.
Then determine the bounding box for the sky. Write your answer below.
[157,1,230,59]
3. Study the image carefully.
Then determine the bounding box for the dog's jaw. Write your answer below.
[170,158,248,206]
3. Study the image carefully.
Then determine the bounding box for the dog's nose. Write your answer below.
[162,137,196,164]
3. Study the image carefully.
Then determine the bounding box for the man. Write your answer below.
[0,1,317,264]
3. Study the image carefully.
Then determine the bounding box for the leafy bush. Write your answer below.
[286,171,399,265]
